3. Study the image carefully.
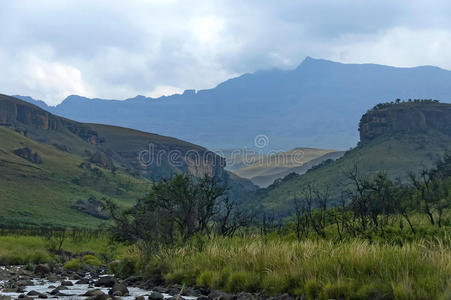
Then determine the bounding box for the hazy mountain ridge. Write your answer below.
[15,57,451,150]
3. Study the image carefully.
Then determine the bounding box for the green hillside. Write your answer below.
[0,94,251,227]
[0,126,151,227]
[258,101,451,214]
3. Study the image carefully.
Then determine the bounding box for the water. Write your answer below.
[0,268,196,299]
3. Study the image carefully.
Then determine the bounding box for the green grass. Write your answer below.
[0,233,127,266]
[137,235,451,299]
[259,131,451,214]
[0,235,52,265]
[0,126,151,227]
[1,230,450,299]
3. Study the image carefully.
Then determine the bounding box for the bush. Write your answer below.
[83,254,102,266]
[64,258,82,270]
[197,270,216,287]
[116,256,138,277]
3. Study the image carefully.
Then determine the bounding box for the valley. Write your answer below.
[2,66,451,300]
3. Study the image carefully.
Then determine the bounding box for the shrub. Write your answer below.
[116,256,138,277]
[64,258,82,270]
[197,270,216,287]
[83,254,102,266]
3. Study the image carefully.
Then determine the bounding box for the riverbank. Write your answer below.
[1,233,450,299]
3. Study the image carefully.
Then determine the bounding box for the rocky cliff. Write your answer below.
[359,101,451,143]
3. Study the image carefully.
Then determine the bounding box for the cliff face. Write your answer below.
[359,102,451,143]
[0,95,51,130]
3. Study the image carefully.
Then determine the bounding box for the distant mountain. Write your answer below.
[257,100,451,214]
[15,57,451,151]
[0,95,256,226]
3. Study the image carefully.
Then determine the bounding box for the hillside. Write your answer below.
[250,151,345,187]
[257,101,451,214]
[15,57,451,151]
[227,148,341,187]
[0,95,253,226]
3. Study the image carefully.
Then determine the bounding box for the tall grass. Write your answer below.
[135,235,451,299]
[0,233,127,266]
[0,235,51,265]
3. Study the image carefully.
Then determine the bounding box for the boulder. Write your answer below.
[61,280,74,286]
[236,292,257,300]
[76,278,91,284]
[33,264,50,275]
[148,291,164,300]
[17,280,34,286]
[108,283,129,296]
[83,289,106,297]
[86,293,109,300]
[208,290,235,300]
[26,291,40,296]
[94,275,116,287]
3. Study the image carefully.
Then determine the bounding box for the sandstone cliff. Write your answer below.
[359,101,451,143]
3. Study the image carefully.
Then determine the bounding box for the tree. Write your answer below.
[107,173,226,257]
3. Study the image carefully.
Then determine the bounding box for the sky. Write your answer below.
[2,0,451,105]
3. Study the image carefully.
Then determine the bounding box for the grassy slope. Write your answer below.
[0,127,151,227]
[251,151,345,187]
[258,131,451,213]
[233,148,336,178]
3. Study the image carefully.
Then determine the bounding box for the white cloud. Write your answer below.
[332,27,451,69]
[1,0,451,104]
[148,85,184,98]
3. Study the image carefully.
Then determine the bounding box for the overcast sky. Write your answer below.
[1,0,451,105]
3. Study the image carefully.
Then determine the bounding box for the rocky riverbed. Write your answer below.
[0,264,200,300]
[0,265,289,300]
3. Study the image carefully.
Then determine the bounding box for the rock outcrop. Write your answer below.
[359,102,451,143]
[71,197,108,220]
[90,151,115,171]
[13,147,43,164]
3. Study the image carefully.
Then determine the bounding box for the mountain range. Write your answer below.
[15,57,451,151]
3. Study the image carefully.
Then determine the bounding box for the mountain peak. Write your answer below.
[295,56,340,71]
